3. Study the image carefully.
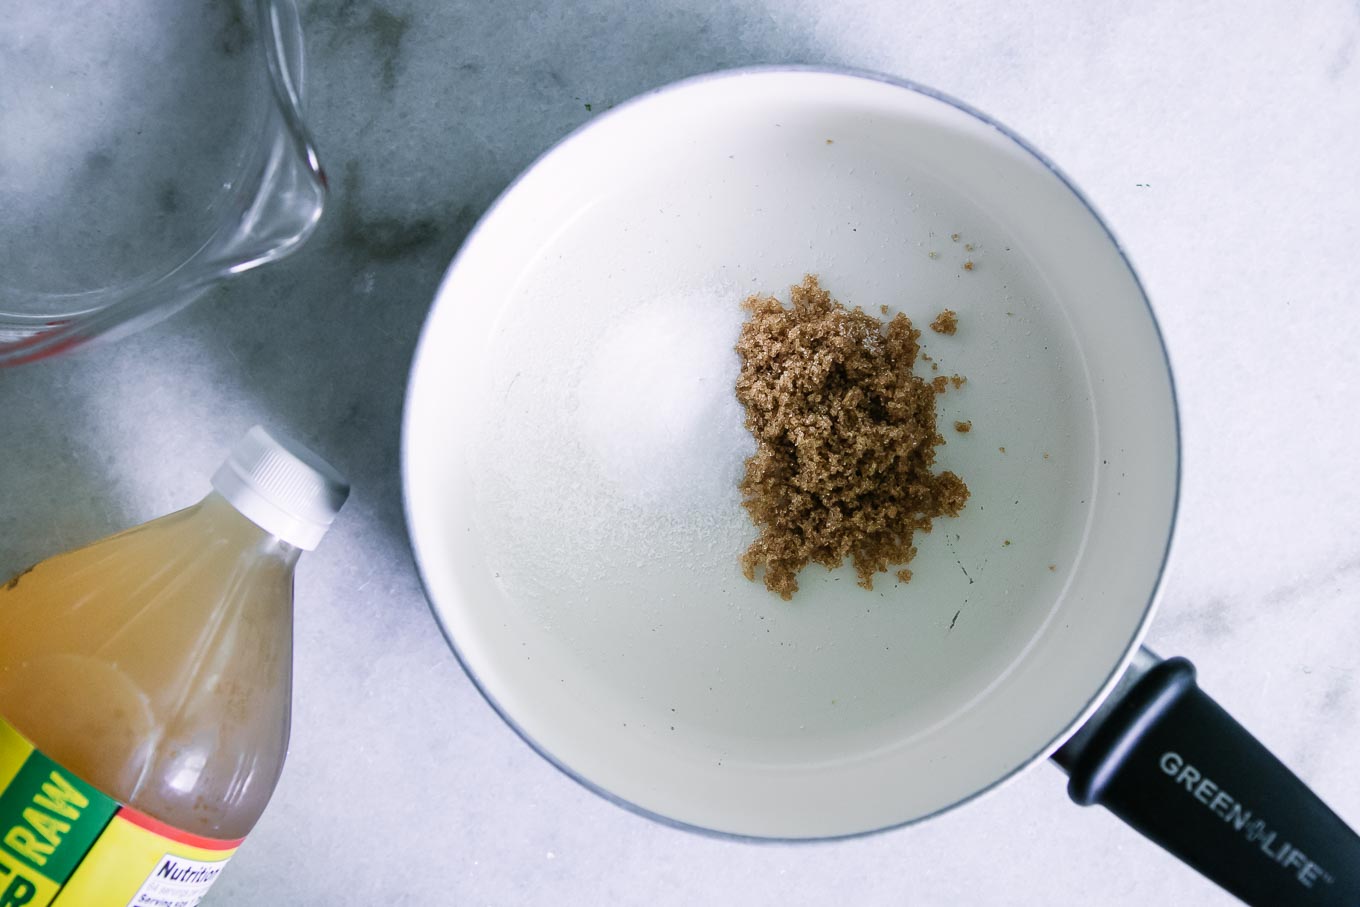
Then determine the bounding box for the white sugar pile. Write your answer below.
[573,292,751,513]
[470,283,757,604]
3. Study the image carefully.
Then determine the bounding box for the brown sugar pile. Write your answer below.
[734,275,970,599]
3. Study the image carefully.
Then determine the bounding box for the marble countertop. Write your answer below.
[3,0,1359,903]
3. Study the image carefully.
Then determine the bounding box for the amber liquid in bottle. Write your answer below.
[0,492,296,840]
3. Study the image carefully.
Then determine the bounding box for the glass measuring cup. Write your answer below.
[0,0,325,367]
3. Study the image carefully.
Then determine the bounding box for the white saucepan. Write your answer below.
[402,68,1358,904]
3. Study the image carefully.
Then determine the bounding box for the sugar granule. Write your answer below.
[930,309,958,335]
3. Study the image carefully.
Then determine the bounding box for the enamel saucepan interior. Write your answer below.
[402,68,1179,839]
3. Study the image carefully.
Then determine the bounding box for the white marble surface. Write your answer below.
[3,0,1360,903]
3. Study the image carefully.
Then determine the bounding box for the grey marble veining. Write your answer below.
[2,0,1359,904]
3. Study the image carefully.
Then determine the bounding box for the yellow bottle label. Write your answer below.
[0,717,240,907]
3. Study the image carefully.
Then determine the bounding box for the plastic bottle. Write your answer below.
[0,426,347,906]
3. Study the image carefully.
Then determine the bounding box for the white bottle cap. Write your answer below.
[211,426,350,550]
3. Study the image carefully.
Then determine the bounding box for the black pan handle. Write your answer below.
[1052,649,1360,905]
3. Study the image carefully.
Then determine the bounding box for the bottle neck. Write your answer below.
[198,491,302,568]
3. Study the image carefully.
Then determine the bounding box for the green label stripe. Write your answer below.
[0,749,117,884]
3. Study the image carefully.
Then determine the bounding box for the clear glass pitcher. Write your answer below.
[0,0,326,366]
